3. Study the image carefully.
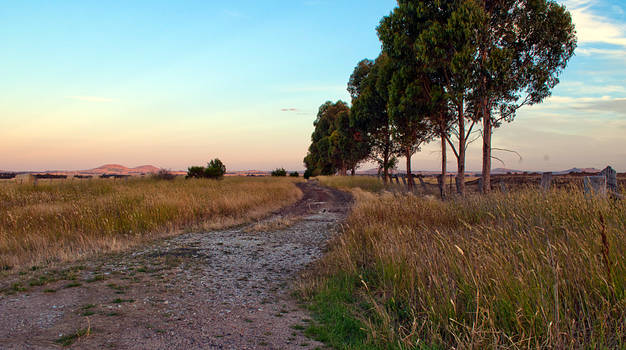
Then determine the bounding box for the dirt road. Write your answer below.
[0,181,351,349]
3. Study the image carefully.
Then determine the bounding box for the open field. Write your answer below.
[0,181,349,349]
[302,176,625,349]
[0,177,302,270]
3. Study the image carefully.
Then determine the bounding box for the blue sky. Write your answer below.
[1,0,625,171]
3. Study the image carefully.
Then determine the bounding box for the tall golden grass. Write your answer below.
[307,178,625,348]
[316,175,397,192]
[0,177,301,270]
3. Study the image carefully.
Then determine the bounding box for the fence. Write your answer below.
[368,166,622,199]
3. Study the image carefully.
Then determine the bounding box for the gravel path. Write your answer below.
[0,181,351,349]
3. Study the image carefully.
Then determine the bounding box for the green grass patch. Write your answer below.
[303,274,376,350]
[111,298,134,304]
[54,328,89,347]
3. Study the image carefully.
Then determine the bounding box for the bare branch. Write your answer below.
[491,155,505,166]
[492,147,523,162]
[445,135,460,160]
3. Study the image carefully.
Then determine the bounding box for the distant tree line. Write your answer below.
[304,0,576,195]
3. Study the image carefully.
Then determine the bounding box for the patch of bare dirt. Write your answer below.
[0,181,351,349]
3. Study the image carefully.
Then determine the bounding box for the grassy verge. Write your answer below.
[316,175,392,193]
[0,177,302,270]
[301,177,625,349]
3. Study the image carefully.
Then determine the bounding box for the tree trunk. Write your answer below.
[406,146,414,192]
[382,143,390,184]
[482,110,492,193]
[351,167,355,176]
[457,102,466,195]
[478,40,491,194]
[441,130,447,199]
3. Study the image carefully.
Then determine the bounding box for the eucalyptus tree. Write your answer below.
[387,63,434,191]
[473,0,577,192]
[304,101,358,176]
[350,54,401,183]
[330,108,370,175]
[378,0,483,194]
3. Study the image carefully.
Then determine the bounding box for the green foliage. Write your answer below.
[303,169,313,180]
[205,158,226,179]
[289,171,299,177]
[304,101,369,177]
[186,166,205,179]
[186,159,226,179]
[271,168,287,177]
[350,54,401,181]
[304,274,374,349]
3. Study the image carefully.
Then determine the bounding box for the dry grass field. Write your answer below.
[0,177,302,270]
[303,176,625,349]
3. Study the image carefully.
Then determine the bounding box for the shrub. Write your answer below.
[290,171,299,177]
[186,159,226,179]
[303,169,313,179]
[152,169,176,181]
[186,166,205,179]
[205,159,226,179]
[271,168,287,177]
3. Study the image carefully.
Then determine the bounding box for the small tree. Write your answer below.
[186,158,226,179]
[205,159,226,179]
[289,171,299,177]
[186,166,205,179]
[271,168,287,177]
[303,169,313,179]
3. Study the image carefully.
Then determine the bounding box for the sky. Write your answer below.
[1,0,625,172]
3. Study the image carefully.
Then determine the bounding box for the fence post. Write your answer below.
[438,174,445,199]
[417,175,427,192]
[394,175,400,185]
[500,182,507,194]
[541,172,553,191]
[584,176,607,197]
[600,166,618,194]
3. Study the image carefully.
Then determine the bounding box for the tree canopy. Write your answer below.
[304,0,575,195]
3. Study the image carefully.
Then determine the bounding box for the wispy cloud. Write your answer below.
[565,0,626,48]
[575,97,626,115]
[281,108,299,112]
[66,96,114,102]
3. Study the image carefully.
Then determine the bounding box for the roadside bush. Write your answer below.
[303,169,313,179]
[271,168,287,177]
[290,171,299,177]
[152,169,176,181]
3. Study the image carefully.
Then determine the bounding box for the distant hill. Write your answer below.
[491,168,524,174]
[85,164,160,175]
[554,167,601,175]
